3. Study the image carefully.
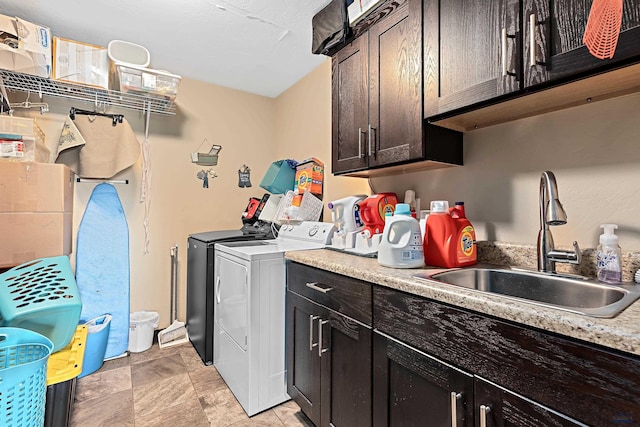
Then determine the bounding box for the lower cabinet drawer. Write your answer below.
[287,261,372,325]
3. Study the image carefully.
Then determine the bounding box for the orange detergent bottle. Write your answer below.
[423,201,477,268]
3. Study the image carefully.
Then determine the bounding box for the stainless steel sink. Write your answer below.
[412,266,640,318]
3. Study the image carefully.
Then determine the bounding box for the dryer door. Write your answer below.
[216,253,249,351]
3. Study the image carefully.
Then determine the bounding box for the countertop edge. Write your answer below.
[285,249,640,357]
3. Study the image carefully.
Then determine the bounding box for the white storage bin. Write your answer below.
[111,64,181,100]
[107,40,150,68]
[129,311,159,353]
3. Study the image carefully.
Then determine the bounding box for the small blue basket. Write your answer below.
[259,160,295,194]
[79,314,112,378]
[0,256,82,352]
[0,327,54,427]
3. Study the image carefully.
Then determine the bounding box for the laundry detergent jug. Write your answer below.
[328,195,367,233]
[423,201,477,268]
[358,193,399,236]
[378,204,424,268]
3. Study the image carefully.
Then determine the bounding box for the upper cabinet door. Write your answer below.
[524,0,640,88]
[368,0,423,168]
[332,36,369,174]
[424,0,521,118]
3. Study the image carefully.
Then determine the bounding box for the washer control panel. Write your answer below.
[277,221,336,244]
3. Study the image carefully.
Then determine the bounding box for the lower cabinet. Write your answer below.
[286,262,372,427]
[373,330,587,427]
[287,262,640,426]
[474,377,585,427]
[373,286,640,426]
[372,331,474,427]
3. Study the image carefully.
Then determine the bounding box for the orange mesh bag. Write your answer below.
[583,0,624,59]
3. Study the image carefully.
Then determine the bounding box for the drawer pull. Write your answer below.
[305,282,334,294]
[309,315,319,351]
[450,392,462,427]
[480,404,491,427]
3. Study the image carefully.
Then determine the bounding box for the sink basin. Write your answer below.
[412,266,640,318]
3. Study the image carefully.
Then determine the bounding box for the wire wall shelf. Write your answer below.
[0,69,176,116]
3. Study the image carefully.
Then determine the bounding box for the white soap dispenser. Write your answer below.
[596,224,622,283]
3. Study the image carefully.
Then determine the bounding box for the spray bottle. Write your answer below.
[596,224,622,283]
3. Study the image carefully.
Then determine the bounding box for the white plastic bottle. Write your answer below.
[378,203,425,268]
[596,224,622,284]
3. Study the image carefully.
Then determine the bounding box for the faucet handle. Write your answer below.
[548,241,582,265]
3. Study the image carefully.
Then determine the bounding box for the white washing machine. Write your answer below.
[213,221,335,416]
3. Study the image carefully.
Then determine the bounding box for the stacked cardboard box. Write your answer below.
[0,162,74,268]
[0,15,52,78]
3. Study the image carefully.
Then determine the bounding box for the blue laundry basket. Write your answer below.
[0,256,82,352]
[0,327,54,427]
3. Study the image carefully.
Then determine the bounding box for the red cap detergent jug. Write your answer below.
[358,193,399,236]
[423,201,477,268]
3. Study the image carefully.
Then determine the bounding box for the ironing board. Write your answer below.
[76,183,130,358]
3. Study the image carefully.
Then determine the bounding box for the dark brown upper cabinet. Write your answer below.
[524,0,640,86]
[332,0,462,177]
[425,0,640,132]
[424,0,522,118]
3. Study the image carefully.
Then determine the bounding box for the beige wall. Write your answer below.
[16,77,278,326]
[12,57,640,328]
[276,59,640,254]
[274,59,370,219]
[371,91,640,252]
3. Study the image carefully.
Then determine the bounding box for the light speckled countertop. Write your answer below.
[285,248,640,357]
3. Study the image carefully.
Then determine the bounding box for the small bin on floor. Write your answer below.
[129,311,159,353]
[79,314,111,378]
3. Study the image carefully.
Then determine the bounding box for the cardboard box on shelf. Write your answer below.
[0,14,52,78]
[295,157,324,196]
[0,162,73,213]
[53,37,109,89]
[0,212,72,268]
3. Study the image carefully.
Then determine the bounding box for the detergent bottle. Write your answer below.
[328,195,367,233]
[378,204,424,268]
[423,200,477,268]
[358,193,399,236]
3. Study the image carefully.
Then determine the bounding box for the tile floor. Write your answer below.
[69,341,314,426]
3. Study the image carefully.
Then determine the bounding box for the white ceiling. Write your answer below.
[0,0,331,98]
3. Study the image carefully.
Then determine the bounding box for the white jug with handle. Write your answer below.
[378,203,425,268]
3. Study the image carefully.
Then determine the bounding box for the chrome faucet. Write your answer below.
[537,171,581,273]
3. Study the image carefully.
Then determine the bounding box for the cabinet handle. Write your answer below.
[305,282,334,294]
[501,28,516,77]
[368,124,376,157]
[318,319,329,357]
[358,128,364,159]
[215,276,221,304]
[309,315,320,351]
[501,28,508,76]
[479,404,491,427]
[450,392,462,427]
[529,14,537,67]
